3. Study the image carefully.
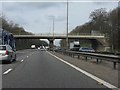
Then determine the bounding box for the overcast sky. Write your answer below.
[0,0,118,46]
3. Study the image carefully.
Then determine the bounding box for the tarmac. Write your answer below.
[51,51,119,88]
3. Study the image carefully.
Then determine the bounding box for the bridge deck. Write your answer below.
[14,35,105,39]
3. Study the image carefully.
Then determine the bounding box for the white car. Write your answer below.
[79,47,95,52]
[0,45,16,63]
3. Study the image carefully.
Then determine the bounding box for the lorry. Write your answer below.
[69,41,80,51]
[0,28,16,50]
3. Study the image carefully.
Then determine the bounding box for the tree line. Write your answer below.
[60,7,120,52]
[0,15,33,35]
[0,15,48,50]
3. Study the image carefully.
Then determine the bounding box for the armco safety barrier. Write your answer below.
[55,50,120,69]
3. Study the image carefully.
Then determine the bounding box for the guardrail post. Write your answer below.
[73,54,74,58]
[69,53,70,56]
[85,56,87,61]
[96,58,99,64]
[78,55,80,59]
[113,62,116,69]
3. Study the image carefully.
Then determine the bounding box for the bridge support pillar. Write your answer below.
[48,39,54,51]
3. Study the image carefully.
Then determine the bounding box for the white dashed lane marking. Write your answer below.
[3,69,12,75]
[21,60,24,62]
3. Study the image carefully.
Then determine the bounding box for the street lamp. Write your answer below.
[66,0,69,50]
[52,16,55,51]
[48,15,55,39]
[48,15,55,51]
[52,16,55,41]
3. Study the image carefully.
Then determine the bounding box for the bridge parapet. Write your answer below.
[34,33,105,36]
[14,34,105,39]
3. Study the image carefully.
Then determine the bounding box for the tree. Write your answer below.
[0,14,48,50]
[60,7,120,52]
[89,8,109,34]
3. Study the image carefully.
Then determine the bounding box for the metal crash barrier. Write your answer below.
[55,50,120,69]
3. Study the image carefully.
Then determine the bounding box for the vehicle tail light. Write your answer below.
[5,50,9,55]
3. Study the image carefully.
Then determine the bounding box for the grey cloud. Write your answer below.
[13,16,28,25]
[92,0,118,5]
[47,15,66,22]
[21,2,63,9]
[3,2,65,12]
[55,16,66,22]
[93,2,111,5]
[33,19,41,23]
[3,2,25,12]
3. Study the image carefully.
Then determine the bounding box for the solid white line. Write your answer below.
[21,60,24,62]
[46,51,118,89]
[3,69,12,75]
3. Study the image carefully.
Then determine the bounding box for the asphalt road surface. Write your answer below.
[2,49,111,88]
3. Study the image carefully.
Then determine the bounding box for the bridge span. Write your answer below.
[14,34,105,39]
[14,34,109,51]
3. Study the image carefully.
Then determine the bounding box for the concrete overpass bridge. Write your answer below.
[14,34,109,51]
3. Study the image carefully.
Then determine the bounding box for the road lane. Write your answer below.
[50,51,119,88]
[2,49,37,73]
[2,50,109,88]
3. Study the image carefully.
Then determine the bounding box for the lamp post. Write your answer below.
[52,16,55,51]
[48,15,55,51]
[66,0,69,50]
[52,16,55,41]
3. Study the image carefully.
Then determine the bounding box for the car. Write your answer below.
[79,47,95,52]
[0,45,16,63]
[38,47,40,49]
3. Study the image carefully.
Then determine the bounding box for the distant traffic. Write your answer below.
[30,41,95,53]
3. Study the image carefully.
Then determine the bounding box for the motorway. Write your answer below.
[1,49,115,88]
